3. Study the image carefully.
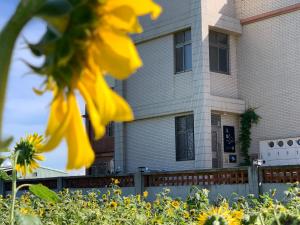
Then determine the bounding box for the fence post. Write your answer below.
[57,177,63,192]
[134,172,144,195]
[248,166,259,197]
[0,180,4,196]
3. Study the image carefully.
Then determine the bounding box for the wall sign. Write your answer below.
[229,154,237,163]
[223,126,235,153]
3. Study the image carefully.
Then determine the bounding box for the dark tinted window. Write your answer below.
[209,30,229,74]
[175,115,195,161]
[175,29,192,73]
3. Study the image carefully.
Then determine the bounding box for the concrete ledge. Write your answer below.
[205,13,242,35]
[211,95,245,114]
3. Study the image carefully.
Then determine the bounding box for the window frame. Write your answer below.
[174,29,192,74]
[209,30,230,75]
[175,114,195,161]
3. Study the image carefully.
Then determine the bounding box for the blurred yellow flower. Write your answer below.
[112,178,120,185]
[171,200,180,209]
[124,197,131,206]
[114,189,122,195]
[145,202,151,210]
[19,208,30,215]
[109,201,118,209]
[15,134,45,177]
[136,194,141,203]
[183,211,190,219]
[143,191,149,198]
[34,0,162,170]
[198,203,244,225]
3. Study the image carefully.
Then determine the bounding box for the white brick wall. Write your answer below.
[235,0,300,19]
[237,9,300,155]
[133,0,193,43]
[115,0,210,172]
[126,35,193,109]
[210,35,239,98]
[125,115,197,172]
[116,0,300,171]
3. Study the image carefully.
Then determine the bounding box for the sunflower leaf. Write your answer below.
[36,0,72,34]
[29,184,60,203]
[36,0,72,17]
[15,213,42,225]
[0,170,11,181]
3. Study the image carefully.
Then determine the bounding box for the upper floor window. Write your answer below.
[175,29,192,73]
[209,30,229,74]
[175,114,195,161]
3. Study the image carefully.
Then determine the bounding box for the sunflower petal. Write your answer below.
[96,28,142,79]
[65,94,95,170]
[39,93,73,152]
[103,0,162,20]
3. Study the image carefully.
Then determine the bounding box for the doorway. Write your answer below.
[211,114,222,168]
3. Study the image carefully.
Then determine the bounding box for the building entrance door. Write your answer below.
[211,114,222,168]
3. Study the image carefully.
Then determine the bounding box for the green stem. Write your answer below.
[16,184,31,193]
[10,152,18,225]
[258,213,266,225]
[0,0,46,142]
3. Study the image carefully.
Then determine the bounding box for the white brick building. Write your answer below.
[93,0,300,173]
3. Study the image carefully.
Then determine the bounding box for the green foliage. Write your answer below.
[239,108,261,165]
[186,186,209,210]
[15,213,42,225]
[29,184,60,203]
[0,170,11,181]
[1,183,300,224]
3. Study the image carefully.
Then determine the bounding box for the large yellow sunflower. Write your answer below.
[14,134,45,177]
[198,203,244,225]
[29,0,162,170]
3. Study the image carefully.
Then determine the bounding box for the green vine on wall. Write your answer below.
[239,108,261,166]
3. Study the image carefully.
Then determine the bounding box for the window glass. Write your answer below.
[209,30,229,74]
[209,46,218,72]
[184,44,192,71]
[175,115,194,161]
[175,29,192,73]
[209,32,218,44]
[219,48,228,73]
[218,33,228,45]
[175,47,184,72]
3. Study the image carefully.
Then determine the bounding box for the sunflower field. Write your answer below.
[1,182,300,225]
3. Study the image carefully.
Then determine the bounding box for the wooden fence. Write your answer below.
[3,165,300,197]
[262,165,300,183]
[3,175,135,192]
[144,167,249,187]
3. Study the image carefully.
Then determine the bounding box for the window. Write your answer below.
[175,114,195,161]
[175,29,192,73]
[209,30,229,74]
[107,122,114,137]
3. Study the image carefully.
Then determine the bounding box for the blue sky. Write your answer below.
[0,0,84,174]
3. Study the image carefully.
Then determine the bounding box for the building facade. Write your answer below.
[89,0,300,173]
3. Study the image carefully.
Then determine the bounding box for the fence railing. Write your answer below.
[4,178,57,191]
[63,175,134,189]
[3,174,135,192]
[3,165,300,196]
[144,167,249,187]
[262,165,300,183]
